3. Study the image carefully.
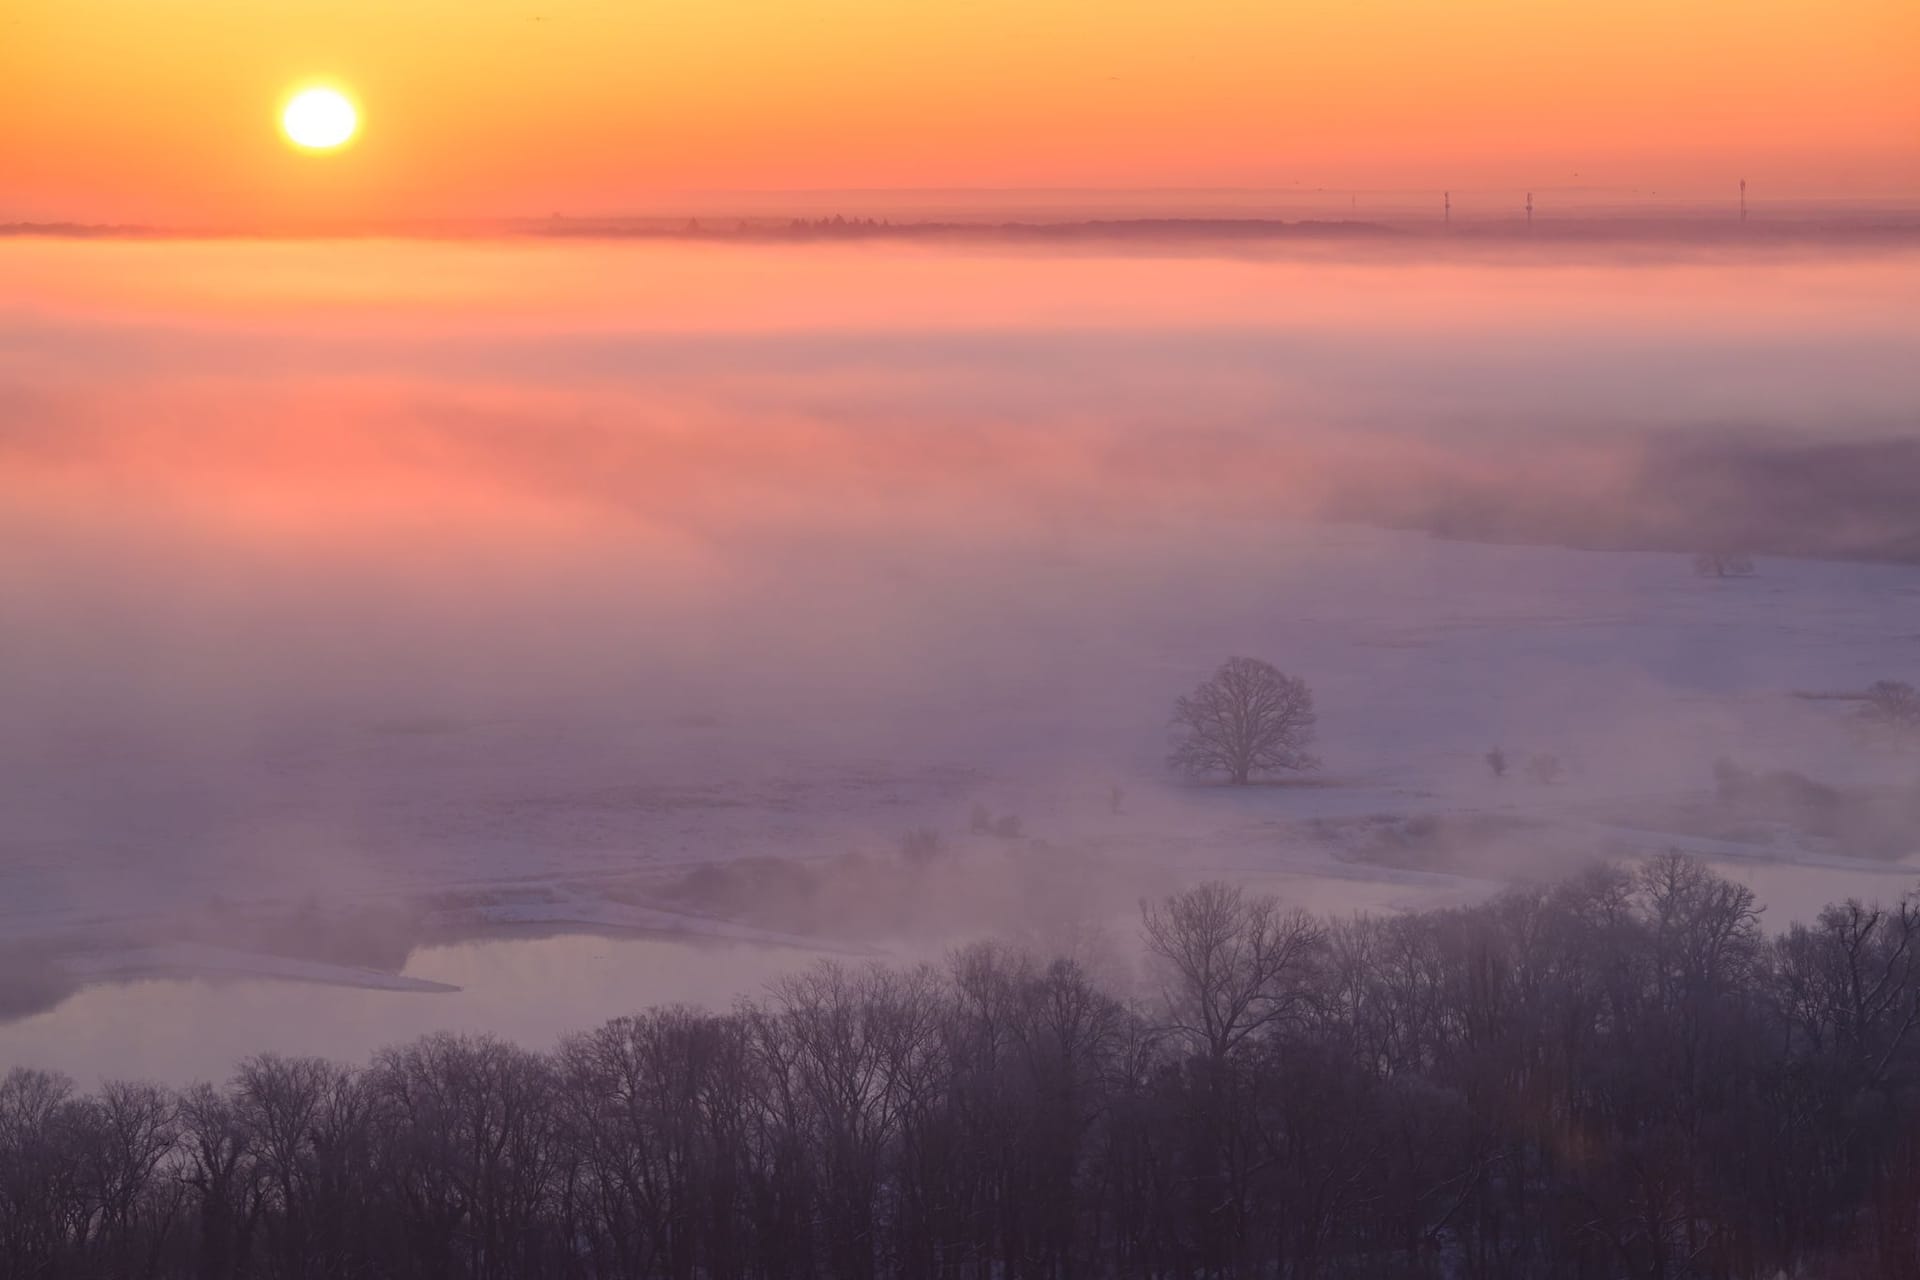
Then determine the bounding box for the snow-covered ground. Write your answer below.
[4,526,1918,1083]
[3,237,1918,1075]
[4,529,1916,996]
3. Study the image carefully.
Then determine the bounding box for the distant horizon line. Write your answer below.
[9,186,1920,233]
[7,208,1920,247]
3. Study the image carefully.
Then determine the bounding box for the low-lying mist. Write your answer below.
[2,234,1917,991]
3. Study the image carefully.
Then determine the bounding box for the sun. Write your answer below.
[282,88,358,150]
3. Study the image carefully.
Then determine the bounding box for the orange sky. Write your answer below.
[5,0,1917,223]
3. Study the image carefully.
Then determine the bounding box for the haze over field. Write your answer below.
[4,233,1920,1054]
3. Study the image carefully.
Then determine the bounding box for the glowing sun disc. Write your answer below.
[282,89,358,149]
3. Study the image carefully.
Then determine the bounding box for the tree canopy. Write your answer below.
[1169,656,1318,784]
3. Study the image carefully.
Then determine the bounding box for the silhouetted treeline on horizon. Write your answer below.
[9,213,1920,245]
[1350,434,1920,567]
[6,852,1920,1278]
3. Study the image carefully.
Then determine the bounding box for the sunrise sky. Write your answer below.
[5,0,1918,224]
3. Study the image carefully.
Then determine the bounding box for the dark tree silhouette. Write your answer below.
[1169,657,1318,784]
[1864,679,1920,733]
[7,857,1920,1278]
[1694,550,1756,578]
[1140,881,1323,1062]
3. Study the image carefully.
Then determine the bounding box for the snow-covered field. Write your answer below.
[3,236,1917,1078]
[4,529,1915,1020]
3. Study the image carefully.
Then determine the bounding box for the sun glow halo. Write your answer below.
[282,88,358,150]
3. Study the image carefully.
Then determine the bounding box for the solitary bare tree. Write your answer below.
[1169,656,1317,784]
[1693,550,1755,578]
[1863,679,1920,734]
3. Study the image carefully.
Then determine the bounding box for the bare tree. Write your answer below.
[1863,680,1920,734]
[1526,752,1564,785]
[18,854,1920,1279]
[1140,882,1325,1062]
[177,1081,259,1280]
[1693,551,1755,578]
[74,1080,182,1276]
[234,1054,345,1280]
[1776,898,1920,1088]
[899,827,942,866]
[1169,657,1318,785]
[371,1033,560,1280]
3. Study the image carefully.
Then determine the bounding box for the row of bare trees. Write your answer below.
[6,854,1920,1279]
